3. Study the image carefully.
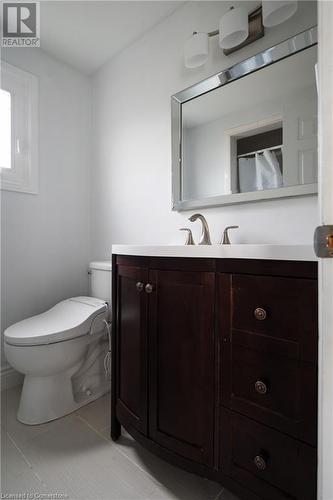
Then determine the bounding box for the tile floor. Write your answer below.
[1,386,240,500]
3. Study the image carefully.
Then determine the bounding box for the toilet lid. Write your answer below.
[4,297,108,346]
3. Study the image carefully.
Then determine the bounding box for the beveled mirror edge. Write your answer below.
[172,184,317,211]
[171,26,318,212]
[171,98,182,210]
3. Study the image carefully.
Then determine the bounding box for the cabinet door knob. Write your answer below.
[145,283,153,294]
[254,307,267,321]
[254,454,267,471]
[136,282,144,292]
[255,380,268,395]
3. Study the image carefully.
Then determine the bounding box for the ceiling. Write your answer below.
[39,1,184,75]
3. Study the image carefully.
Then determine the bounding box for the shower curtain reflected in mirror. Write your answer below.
[238,149,283,193]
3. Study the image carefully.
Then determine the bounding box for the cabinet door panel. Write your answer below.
[149,269,215,466]
[115,265,148,435]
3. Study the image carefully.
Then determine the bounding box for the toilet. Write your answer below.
[4,261,112,425]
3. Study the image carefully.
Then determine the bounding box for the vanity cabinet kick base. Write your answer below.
[111,255,318,500]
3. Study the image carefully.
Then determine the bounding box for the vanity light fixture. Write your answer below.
[219,6,249,50]
[262,0,298,27]
[184,1,298,68]
[184,32,209,69]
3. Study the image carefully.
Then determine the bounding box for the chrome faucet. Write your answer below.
[220,225,239,245]
[188,213,212,245]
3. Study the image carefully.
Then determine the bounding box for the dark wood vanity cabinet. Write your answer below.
[112,256,318,500]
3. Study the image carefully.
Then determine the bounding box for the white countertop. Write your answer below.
[112,244,317,261]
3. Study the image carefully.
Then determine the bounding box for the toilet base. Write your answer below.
[18,368,77,425]
[18,369,110,425]
[5,327,111,425]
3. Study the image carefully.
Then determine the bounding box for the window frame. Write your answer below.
[0,61,39,194]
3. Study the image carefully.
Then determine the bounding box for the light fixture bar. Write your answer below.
[185,1,298,67]
[208,30,219,38]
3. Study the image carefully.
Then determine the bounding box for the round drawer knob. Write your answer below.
[136,282,144,292]
[254,307,267,321]
[255,380,268,395]
[145,283,153,294]
[254,454,267,471]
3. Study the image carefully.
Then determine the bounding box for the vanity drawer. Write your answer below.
[220,409,317,500]
[232,274,318,362]
[223,332,317,445]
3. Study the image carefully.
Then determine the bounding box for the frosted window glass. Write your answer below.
[0,89,11,169]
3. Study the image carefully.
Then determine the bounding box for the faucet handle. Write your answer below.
[221,226,239,245]
[179,228,195,245]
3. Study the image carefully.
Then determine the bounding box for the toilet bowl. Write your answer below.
[4,261,112,425]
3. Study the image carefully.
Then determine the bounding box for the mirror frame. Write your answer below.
[171,27,318,211]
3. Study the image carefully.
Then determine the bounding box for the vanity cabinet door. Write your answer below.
[115,264,148,435]
[148,269,215,466]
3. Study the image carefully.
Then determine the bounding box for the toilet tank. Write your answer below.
[89,261,112,306]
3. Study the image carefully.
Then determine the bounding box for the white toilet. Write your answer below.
[4,261,112,425]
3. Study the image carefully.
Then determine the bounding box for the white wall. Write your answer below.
[1,48,92,380]
[91,0,318,256]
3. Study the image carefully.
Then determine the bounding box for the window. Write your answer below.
[0,61,38,194]
[0,89,11,170]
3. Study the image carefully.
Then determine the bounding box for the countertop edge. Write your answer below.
[111,245,317,262]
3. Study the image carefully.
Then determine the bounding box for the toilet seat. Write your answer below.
[4,296,108,347]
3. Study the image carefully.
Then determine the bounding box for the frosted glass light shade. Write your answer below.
[262,0,298,27]
[219,7,249,50]
[184,32,209,68]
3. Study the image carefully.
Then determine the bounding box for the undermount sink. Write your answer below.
[112,244,316,261]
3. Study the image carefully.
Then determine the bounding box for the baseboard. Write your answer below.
[0,365,23,391]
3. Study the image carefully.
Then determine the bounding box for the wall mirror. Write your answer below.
[171,27,317,211]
